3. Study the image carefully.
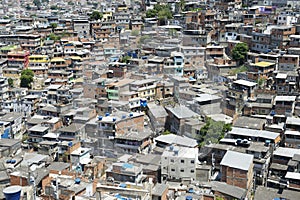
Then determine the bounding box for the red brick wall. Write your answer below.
[10,175,28,186]
[221,166,252,189]
[116,115,144,135]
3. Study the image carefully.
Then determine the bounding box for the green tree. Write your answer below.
[90,11,103,21]
[8,78,13,87]
[20,69,34,88]
[146,4,172,21]
[50,23,57,32]
[120,55,131,64]
[231,43,249,65]
[198,118,232,147]
[48,33,61,41]
[229,65,248,76]
[158,7,172,20]
[179,0,186,12]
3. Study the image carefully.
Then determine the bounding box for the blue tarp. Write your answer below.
[188,188,194,193]
[1,128,10,139]
[186,196,193,200]
[270,110,276,116]
[122,163,133,169]
[140,99,147,107]
[119,183,126,188]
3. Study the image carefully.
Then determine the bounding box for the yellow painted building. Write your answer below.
[29,55,49,63]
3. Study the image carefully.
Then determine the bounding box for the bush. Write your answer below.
[20,69,34,88]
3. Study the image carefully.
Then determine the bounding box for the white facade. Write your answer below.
[0,77,9,100]
[277,14,298,26]
[73,20,90,38]
[161,146,198,181]
[70,147,91,165]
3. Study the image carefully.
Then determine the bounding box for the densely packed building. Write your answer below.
[0,0,300,199]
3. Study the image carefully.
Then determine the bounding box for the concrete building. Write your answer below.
[73,19,90,38]
[274,95,296,116]
[220,151,254,195]
[165,105,199,135]
[161,146,198,181]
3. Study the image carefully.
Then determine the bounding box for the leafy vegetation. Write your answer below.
[189,7,203,12]
[231,43,249,65]
[162,130,172,135]
[8,78,14,87]
[50,23,57,29]
[131,29,140,36]
[169,29,178,37]
[48,33,61,41]
[146,4,173,20]
[120,55,131,64]
[22,134,29,143]
[178,0,186,12]
[90,11,103,21]
[257,77,267,88]
[50,23,58,32]
[20,69,34,88]
[198,118,232,147]
[229,65,248,76]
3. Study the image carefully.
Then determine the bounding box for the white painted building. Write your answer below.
[161,146,198,181]
[70,147,91,166]
[277,14,298,26]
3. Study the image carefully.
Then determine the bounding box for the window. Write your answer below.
[190,170,195,173]
[171,169,175,172]
[171,159,174,163]
[191,160,195,164]
[180,169,184,172]
[181,160,185,163]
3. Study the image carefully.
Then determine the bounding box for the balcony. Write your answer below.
[130,84,156,92]
[106,89,118,93]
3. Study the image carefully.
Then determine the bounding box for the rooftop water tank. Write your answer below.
[186,196,193,200]
[3,185,22,200]
[75,178,81,184]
